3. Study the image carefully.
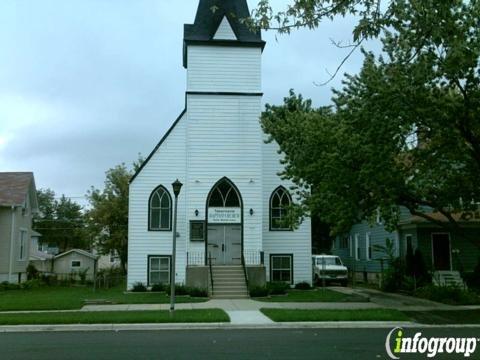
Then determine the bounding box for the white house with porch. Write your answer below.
[127,0,312,297]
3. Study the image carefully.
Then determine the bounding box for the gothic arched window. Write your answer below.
[270,186,292,230]
[149,186,172,231]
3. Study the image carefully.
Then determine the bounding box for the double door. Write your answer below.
[207,225,241,265]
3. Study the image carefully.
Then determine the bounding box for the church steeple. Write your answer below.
[183,0,265,68]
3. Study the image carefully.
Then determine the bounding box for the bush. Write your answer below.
[40,274,58,286]
[249,286,269,297]
[165,284,189,296]
[0,281,21,291]
[150,283,164,292]
[131,282,147,292]
[21,279,42,290]
[267,282,290,295]
[415,285,480,305]
[381,258,406,292]
[295,282,313,290]
[464,257,480,290]
[188,287,208,298]
[26,264,39,280]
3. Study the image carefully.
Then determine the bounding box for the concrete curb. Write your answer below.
[2,321,480,333]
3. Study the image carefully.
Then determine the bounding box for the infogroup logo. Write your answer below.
[385,327,479,359]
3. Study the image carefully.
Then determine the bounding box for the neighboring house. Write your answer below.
[94,249,121,270]
[128,0,312,293]
[0,172,38,283]
[53,249,98,281]
[29,230,54,273]
[333,208,480,284]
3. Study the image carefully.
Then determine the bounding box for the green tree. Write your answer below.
[258,1,480,234]
[86,157,143,274]
[34,189,88,252]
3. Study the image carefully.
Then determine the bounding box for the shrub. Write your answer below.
[150,283,164,292]
[131,282,147,292]
[78,268,89,285]
[165,284,189,296]
[464,257,480,290]
[26,264,39,280]
[381,258,405,292]
[249,286,269,297]
[267,282,290,295]
[40,274,57,286]
[188,287,208,298]
[21,279,42,290]
[295,282,312,290]
[0,281,21,291]
[415,285,480,306]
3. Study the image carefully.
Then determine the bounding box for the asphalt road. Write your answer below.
[0,328,478,360]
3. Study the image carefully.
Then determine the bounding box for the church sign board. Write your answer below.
[208,208,241,224]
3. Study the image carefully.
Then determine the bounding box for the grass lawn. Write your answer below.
[255,289,368,303]
[0,285,208,311]
[404,310,480,325]
[261,308,410,322]
[0,309,229,325]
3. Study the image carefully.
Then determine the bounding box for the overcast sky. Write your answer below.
[0,0,374,206]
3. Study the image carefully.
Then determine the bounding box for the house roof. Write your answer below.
[0,172,37,209]
[183,0,265,67]
[400,211,480,225]
[54,249,98,260]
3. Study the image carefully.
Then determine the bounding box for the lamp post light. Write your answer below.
[170,179,183,313]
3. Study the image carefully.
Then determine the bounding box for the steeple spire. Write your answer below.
[183,0,265,67]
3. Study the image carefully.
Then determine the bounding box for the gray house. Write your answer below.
[333,207,480,285]
[53,249,98,281]
[0,172,38,283]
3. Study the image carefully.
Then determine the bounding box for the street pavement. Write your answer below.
[1,327,479,360]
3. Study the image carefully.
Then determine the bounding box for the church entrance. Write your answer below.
[206,178,242,265]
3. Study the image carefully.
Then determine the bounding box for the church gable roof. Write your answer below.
[184,0,263,43]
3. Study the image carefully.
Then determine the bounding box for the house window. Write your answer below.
[366,233,372,261]
[19,230,27,260]
[149,186,172,231]
[148,256,171,285]
[270,186,292,230]
[339,236,349,249]
[190,221,205,242]
[355,234,360,260]
[71,260,81,268]
[270,254,293,284]
[349,236,353,257]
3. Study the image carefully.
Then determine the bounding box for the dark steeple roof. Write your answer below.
[183,0,265,67]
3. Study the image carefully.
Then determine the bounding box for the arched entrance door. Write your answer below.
[206,178,242,265]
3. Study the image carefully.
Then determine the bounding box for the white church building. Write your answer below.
[128,0,312,296]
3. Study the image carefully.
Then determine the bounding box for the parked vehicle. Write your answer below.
[312,255,348,286]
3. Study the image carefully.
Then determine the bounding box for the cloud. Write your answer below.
[0,0,370,200]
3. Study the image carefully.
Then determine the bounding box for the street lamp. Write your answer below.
[170,179,183,313]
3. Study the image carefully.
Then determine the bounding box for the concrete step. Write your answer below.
[212,295,249,299]
[214,285,248,291]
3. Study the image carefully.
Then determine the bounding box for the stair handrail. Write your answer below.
[241,252,249,289]
[208,252,214,295]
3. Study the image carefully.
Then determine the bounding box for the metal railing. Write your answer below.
[241,252,249,289]
[187,251,205,266]
[208,252,214,295]
[243,250,264,266]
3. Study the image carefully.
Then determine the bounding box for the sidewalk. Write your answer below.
[332,286,480,311]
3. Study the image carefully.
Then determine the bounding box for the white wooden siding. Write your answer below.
[185,94,264,258]
[262,139,312,284]
[128,113,188,289]
[213,17,237,40]
[187,46,262,93]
